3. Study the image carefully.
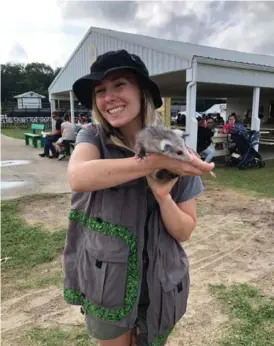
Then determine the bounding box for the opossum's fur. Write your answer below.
[135,124,191,181]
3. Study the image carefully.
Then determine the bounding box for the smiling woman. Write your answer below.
[63,49,214,346]
[93,72,142,133]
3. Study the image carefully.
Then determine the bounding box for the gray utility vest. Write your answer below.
[63,126,190,346]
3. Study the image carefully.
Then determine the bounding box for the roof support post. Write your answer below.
[185,59,198,151]
[70,90,75,126]
[50,95,56,131]
[251,87,261,152]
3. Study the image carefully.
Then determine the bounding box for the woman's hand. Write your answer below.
[146,174,198,242]
[146,175,178,201]
[152,151,215,177]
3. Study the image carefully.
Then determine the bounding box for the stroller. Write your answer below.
[226,128,265,169]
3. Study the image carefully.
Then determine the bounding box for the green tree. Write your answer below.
[1,62,61,112]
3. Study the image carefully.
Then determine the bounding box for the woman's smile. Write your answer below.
[107,105,126,115]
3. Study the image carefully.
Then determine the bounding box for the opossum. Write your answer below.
[135,124,216,180]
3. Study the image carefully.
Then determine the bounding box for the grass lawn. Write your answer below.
[1,127,32,140]
[1,195,96,345]
[26,326,97,346]
[209,283,274,346]
[203,159,274,198]
[1,199,66,272]
[1,198,66,299]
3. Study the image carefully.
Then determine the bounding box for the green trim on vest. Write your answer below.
[150,328,173,346]
[64,209,138,322]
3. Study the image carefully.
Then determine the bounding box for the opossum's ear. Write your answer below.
[163,144,173,152]
[160,139,173,152]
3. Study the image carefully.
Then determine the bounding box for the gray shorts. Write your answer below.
[84,264,149,343]
[84,303,148,341]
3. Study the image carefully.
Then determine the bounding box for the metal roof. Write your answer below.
[88,26,274,68]
[49,26,274,94]
[14,91,45,99]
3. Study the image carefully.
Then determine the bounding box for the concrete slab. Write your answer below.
[1,135,71,200]
[0,160,31,167]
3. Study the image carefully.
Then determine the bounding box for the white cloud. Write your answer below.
[8,43,29,63]
[0,0,88,68]
[0,0,273,69]
[203,2,274,55]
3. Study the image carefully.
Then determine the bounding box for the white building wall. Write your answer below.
[17,97,42,109]
[49,30,188,94]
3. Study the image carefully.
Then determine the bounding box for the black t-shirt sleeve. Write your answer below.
[55,119,62,131]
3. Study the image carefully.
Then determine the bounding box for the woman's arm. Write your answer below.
[154,194,197,242]
[68,142,214,192]
[221,123,229,134]
[68,143,162,191]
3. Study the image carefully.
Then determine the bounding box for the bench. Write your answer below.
[57,140,76,161]
[260,140,274,146]
[24,124,45,148]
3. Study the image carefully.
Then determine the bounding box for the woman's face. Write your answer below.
[228,116,235,126]
[94,71,141,128]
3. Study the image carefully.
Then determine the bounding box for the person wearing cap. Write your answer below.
[63,50,214,346]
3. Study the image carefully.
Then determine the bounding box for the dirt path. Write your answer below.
[167,188,274,345]
[1,135,70,200]
[2,186,274,345]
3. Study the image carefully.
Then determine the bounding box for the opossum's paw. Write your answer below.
[134,155,142,162]
[155,169,179,180]
[134,153,150,161]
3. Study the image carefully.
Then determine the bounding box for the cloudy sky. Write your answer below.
[1,0,274,68]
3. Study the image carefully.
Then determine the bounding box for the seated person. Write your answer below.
[221,113,245,134]
[215,113,224,126]
[196,115,207,128]
[243,111,264,128]
[55,113,76,159]
[197,118,216,163]
[206,116,216,130]
[243,110,251,127]
[39,112,62,158]
[78,113,91,125]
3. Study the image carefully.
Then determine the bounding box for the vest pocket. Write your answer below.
[174,270,189,322]
[78,249,107,305]
[80,247,129,309]
[158,261,190,332]
[69,210,138,322]
[101,259,128,308]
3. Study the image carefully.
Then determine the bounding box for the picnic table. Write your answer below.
[211,133,229,157]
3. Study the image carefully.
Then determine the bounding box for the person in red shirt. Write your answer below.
[221,113,245,134]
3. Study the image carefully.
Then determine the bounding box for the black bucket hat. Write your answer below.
[72,49,162,109]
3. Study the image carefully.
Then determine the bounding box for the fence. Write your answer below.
[1,104,91,129]
[1,116,52,129]
[6,108,52,118]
